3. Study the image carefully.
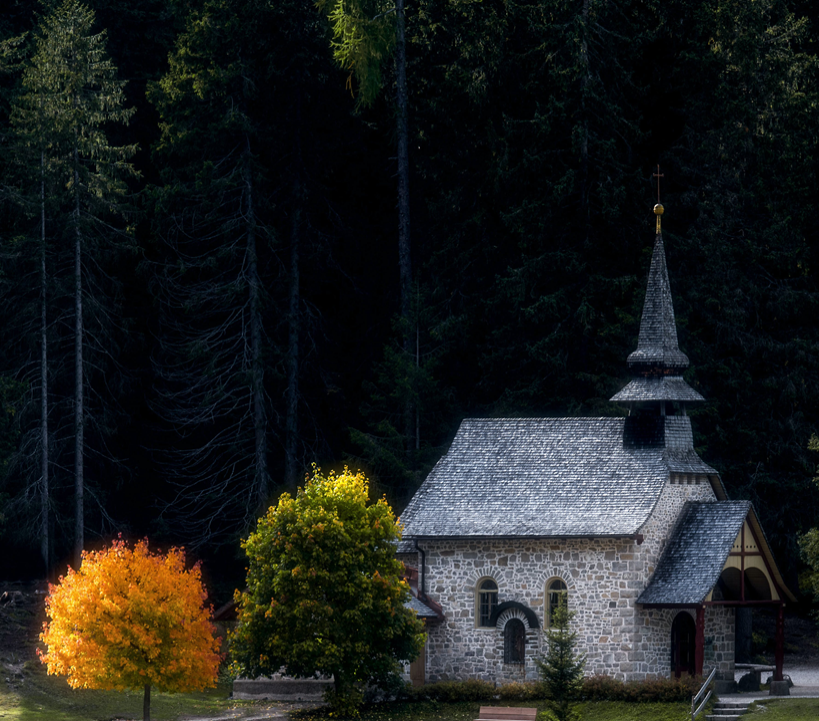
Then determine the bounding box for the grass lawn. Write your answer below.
[0,686,708,721]
[295,699,703,721]
[7,673,819,721]
[0,664,257,721]
[301,697,819,721]
[745,698,819,719]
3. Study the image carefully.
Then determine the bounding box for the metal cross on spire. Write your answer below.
[653,164,664,203]
[653,164,665,235]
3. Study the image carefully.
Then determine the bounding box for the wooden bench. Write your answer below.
[475,707,538,721]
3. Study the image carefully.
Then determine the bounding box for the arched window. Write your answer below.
[476,578,498,627]
[504,618,526,664]
[545,578,567,627]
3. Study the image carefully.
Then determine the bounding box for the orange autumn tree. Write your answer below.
[39,538,221,721]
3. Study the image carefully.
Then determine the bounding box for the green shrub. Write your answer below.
[581,675,624,701]
[497,681,546,700]
[581,674,702,702]
[402,674,704,705]
[411,678,497,702]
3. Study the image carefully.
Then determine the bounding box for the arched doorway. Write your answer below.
[504,618,526,664]
[671,612,696,677]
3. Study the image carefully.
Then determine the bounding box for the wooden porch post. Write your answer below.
[774,604,784,682]
[695,605,705,677]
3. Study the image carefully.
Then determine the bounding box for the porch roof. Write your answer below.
[637,501,795,605]
[638,501,749,605]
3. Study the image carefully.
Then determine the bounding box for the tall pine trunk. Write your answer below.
[285,87,303,491]
[73,134,84,569]
[395,0,414,457]
[579,0,591,233]
[245,145,267,508]
[40,150,49,577]
[285,185,300,490]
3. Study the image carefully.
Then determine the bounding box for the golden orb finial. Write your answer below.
[652,164,665,234]
[654,203,664,234]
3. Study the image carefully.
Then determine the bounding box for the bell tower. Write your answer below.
[610,175,704,417]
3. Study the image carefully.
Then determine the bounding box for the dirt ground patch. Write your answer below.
[0,582,47,685]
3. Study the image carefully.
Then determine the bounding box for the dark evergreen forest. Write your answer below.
[1,0,818,604]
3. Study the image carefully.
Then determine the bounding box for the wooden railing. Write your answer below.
[691,667,717,721]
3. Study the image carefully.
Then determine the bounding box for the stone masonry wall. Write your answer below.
[416,536,641,683]
[636,606,735,680]
[402,478,734,683]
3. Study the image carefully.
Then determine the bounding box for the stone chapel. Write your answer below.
[397,202,795,687]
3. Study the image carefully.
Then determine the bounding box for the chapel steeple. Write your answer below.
[625,231,690,373]
[610,188,704,411]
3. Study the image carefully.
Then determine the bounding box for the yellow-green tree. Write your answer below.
[800,435,819,616]
[39,538,220,721]
[231,467,425,715]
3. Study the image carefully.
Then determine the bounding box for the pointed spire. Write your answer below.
[610,189,704,406]
[626,234,690,372]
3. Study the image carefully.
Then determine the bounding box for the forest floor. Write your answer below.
[3,580,819,720]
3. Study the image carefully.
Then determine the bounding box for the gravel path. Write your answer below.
[780,664,819,686]
[178,701,317,721]
[734,664,819,686]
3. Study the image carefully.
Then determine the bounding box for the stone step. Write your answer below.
[705,701,752,721]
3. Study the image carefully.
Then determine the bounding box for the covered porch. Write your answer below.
[637,501,795,692]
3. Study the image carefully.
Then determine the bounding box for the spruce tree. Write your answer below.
[10,0,136,568]
[148,0,281,546]
[2,30,53,575]
[537,601,585,721]
[667,0,819,564]
[319,0,416,458]
[148,0,353,547]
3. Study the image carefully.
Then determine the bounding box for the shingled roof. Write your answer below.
[405,595,443,619]
[612,233,703,405]
[626,234,690,371]
[637,501,750,605]
[399,416,718,545]
[611,377,705,403]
